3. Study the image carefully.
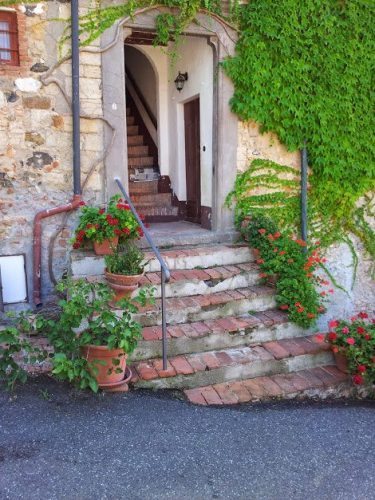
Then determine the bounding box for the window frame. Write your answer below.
[0,10,19,67]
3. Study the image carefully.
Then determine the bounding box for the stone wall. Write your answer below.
[0,2,105,305]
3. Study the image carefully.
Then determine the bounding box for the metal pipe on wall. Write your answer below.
[300,144,308,249]
[32,0,82,306]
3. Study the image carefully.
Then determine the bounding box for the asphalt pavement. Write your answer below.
[0,376,374,500]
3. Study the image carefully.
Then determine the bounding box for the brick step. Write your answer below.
[131,193,172,205]
[127,135,144,146]
[128,145,149,157]
[133,310,305,361]
[139,263,260,299]
[128,156,155,167]
[184,365,348,405]
[70,244,254,278]
[134,285,276,327]
[127,125,139,136]
[129,179,158,195]
[132,335,333,390]
[126,116,135,126]
[133,205,179,218]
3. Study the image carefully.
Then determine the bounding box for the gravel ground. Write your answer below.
[0,376,374,500]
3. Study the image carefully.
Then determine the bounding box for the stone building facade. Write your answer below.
[0,2,373,324]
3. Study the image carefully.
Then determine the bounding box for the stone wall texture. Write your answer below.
[0,2,373,324]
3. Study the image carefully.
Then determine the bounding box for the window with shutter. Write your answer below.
[0,11,19,66]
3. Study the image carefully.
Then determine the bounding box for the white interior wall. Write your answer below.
[168,37,214,206]
[125,38,213,205]
[126,45,170,176]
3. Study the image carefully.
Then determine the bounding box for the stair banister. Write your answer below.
[114,177,170,370]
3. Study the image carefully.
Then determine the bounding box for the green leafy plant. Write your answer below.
[0,313,47,390]
[105,242,146,276]
[223,1,374,262]
[241,215,326,328]
[72,195,143,248]
[316,313,375,386]
[46,278,153,392]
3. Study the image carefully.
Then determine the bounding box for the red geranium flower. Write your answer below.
[280,305,289,310]
[79,200,86,206]
[99,208,105,215]
[346,337,355,345]
[341,327,349,334]
[357,326,365,334]
[358,312,368,319]
[315,334,325,343]
[357,365,367,373]
[352,374,364,385]
[328,332,337,341]
[256,259,264,264]
[273,232,281,239]
[258,228,266,235]
[329,320,339,329]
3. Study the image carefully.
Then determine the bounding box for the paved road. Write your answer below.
[0,377,374,500]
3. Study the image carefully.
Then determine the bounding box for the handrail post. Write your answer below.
[114,177,170,370]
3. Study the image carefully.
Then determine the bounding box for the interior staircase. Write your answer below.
[126,105,179,222]
[71,242,349,405]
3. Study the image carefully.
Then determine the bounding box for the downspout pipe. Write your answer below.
[300,143,308,252]
[33,0,82,307]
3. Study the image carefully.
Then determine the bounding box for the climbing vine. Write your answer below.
[223,0,374,263]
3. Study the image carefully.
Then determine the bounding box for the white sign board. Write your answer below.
[0,255,27,304]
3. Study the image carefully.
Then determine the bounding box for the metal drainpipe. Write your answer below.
[300,143,308,252]
[32,0,82,306]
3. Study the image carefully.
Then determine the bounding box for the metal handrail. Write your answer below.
[114,177,170,370]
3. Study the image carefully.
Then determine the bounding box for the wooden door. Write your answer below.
[184,98,201,224]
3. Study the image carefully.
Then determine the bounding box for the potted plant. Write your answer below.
[47,278,152,391]
[104,242,146,303]
[316,312,374,386]
[71,195,143,255]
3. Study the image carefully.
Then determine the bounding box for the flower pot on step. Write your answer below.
[93,236,119,255]
[81,344,127,386]
[105,269,144,302]
[333,352,349,374]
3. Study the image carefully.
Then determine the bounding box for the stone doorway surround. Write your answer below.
[101,7,238,234]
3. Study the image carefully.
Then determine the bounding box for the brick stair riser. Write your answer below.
[128,157,155,167]
[127,125,139,136]
[134,351,334,390]
[135,294,276,327]
[127,116,135,126]
[132,322,306,361]
[141,271,259,299]
[70,247,253,278]
[127,136,144,146]
[134,206,179,217]
[128,146,149,157]
[131,193,171,204]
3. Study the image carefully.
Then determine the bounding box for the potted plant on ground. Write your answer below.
[104,242,147,304]
[71,195,144,255]
[47,278,152,391]
[316,312,374,386]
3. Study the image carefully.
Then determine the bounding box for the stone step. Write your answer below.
[128,156,155,167]
[131,193,172,205]
[126,116,135,126]
[184,365,349,405]
[132,335,334,390]
[127,125,139,136]
[139,263,260,299]
[127,135,144,146]
[128,145,149,157]
[132,310,305,361]
[134,285,276,327]
[70,244,254,278]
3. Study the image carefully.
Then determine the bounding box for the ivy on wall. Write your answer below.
[223,0,374,263]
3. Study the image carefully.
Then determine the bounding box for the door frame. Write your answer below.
[184,96,201,224]
[102,9,238,233]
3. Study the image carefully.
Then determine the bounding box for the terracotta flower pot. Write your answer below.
[333,352,349,374]
[93,236,119,256]
[81,344,127,386]
[105,270,144,302]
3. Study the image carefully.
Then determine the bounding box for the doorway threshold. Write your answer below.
[140,221,239,249]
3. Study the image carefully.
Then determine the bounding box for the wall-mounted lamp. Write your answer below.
[174,71,188,92]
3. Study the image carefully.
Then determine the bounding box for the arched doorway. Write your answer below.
[102,8,238,233]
